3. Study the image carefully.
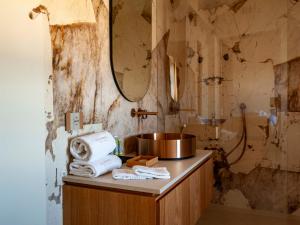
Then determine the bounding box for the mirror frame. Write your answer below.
[109,0,152,102]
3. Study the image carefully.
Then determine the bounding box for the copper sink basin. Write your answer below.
[136,133,196,159]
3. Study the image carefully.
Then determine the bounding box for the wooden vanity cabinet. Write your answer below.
[63,158,213,225]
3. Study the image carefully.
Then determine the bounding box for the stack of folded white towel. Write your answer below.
[112,166,171,180]
[69,131,122,178]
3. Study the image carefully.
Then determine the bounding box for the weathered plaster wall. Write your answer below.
[30,1,158,225]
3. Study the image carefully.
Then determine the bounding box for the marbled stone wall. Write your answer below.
[155,0,200,133]
[156,0,300,216]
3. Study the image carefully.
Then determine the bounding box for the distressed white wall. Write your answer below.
[32,1,158,225]
[0,1,49,225]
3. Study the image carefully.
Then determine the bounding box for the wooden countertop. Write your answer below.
[63,150,212,195]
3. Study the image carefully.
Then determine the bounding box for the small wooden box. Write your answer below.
[126,155,158,167]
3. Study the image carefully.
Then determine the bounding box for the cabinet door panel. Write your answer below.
[159,180,190,225]
[159,159,213,225]
[189,167,201,225]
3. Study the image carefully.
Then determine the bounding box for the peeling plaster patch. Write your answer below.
[69,79,84,112]
[48,74,53,84]
[45,121,57,161]
[292,207,300,216]
[50,23,100,126]
[287,58,300,111]
[214,167,300,213]
[112,0,124,24]
[48,168,62,204]
[170,0,180,9]
[222,189,251,209]
[187,47,196,58]
[230,0,248,13]
[260,58,274,64]
[188,11,196,22]
[197,0,237,10]
[33,0,96,25]
[104,95,121,129]
[289,90,300,111]
[274,57,300,112]
[258,124,269,140]
[146,50,152,61]
[230,41,248,63]
[141,0,152,24]
[60,59,72,78]
[46,112,52,120]
[288,197,300,214]
[48,185,62,205]
[92,0,108,19]
[232,41,241,53]
[54,168,58,187]
[29,5,49,20]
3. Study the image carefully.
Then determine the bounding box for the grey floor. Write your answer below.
[197,205,300,225]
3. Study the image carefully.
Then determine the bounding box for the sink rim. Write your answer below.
[136,132,196,141]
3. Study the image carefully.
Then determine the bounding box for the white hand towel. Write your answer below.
[69,155,122,178]
[133,166,171,179]
[70,131,116,162]
[112,169,153,180]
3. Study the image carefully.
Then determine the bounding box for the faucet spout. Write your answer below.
[180,124,187,135]
[131,108,158,120]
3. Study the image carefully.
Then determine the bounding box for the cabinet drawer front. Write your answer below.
[63,185,157,225]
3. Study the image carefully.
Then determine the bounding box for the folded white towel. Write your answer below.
[70,131,116,162]
[133,166,171,179]
[69,155,122,178]
[112,169,153,180]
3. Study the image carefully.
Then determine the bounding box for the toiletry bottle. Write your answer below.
[113,136,120,155]
[118,139,124,156]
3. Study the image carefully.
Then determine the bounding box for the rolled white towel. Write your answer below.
[112,169,153,180]
[133,166,171,179]
[69,155,122,178]
[70,131,116,162]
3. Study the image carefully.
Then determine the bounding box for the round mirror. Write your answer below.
[110,0,152,102]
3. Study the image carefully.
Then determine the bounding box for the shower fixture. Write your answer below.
[197,74,227,129]
[203,76,224,85]
[195,35,230,138]
[201,76,232,85]
[211,103,248,191]
[225,103,247,166]
[197,116,226,126]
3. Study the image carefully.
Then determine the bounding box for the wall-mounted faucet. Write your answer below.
[131,108,158,120]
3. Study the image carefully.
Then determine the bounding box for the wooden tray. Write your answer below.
[126,155,158,167]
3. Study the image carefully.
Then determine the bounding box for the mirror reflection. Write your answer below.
[168,56,179,102]
[168,55,185,104]
[166,21,186,104]
[110,0,152,102]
